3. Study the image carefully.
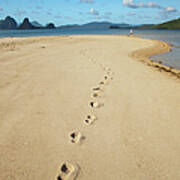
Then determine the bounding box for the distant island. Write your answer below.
[0,16,56,30]
[0,16,180,30]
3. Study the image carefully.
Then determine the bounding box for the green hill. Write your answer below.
[138,18,180,30]
[155,18,180,29]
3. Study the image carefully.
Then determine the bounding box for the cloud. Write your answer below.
[0,7,3,11]
[122,0,138,8]
[122,0,178,20]
[80,0,94,4]
[163,7,177,13]
[147,2,161,9]
[159,6,178,19]
[90,8,99,15]
[122,0,162,9]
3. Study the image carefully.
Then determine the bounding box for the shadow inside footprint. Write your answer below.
[84,114,97,125]
[104,76,108,80]
[99,80,109,85]
[69,132,85,144]
[99,81,104,85]
[91,93,99,98]
[89,101,100,108]
[57,162,80,180]
[89,101,104,108]
[92,87,101,91]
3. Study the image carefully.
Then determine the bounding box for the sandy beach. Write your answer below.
[0,35,180,180]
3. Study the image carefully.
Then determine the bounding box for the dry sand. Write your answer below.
[0,35,180,180]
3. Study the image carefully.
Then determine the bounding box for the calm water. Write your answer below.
[0,28,180,70]
[136,29,180,70]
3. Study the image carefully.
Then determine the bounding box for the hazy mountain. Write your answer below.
[45,23,56,29]
[1,15,180,30]
[19,18,35,29]
[59,21,131,29]
[59,24,80,28]
[18,18,56,29]
[0,16,17,29]
[31,21,43,28]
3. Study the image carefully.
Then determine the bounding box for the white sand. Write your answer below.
[0,35,180,180]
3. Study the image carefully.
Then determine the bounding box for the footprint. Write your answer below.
[84,114,97,125]
[99,80,108,86]
[104,75,108,80]
[92,87,102,91]
[56,162,80,180]
[89,101,103,108]
[91,92,99,98]
[106,72,114,80]
[69,132,85,144]
[107,70,113,74]
[99,81,105,85]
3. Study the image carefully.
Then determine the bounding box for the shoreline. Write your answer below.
[130,36,180,79]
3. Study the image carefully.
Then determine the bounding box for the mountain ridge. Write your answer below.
[0,16,180,30]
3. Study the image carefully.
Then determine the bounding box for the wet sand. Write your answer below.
[0,35,180,180]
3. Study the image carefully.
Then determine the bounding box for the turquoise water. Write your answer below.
[0,28,180,70]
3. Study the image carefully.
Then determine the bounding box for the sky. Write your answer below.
[0,0,180,26]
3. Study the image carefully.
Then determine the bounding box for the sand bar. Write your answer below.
[0,35,180,180]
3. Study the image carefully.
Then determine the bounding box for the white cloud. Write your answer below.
[160,6,177,19]
[147,2,161,8]
[122,0,162,9]
[90,8,99,15]
[164,7,177,13]
[122,0,138,8]
[122,0,178,21]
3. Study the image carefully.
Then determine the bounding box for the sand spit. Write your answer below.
[0,35,180,180]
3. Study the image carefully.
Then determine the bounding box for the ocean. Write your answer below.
[0,28,180,70]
